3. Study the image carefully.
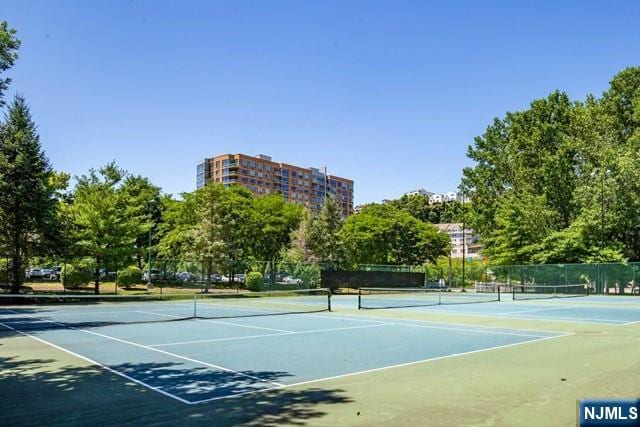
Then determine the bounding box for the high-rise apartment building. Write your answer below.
[197,153,354,216]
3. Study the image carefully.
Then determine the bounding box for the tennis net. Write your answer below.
[0,289,331,330]
[512,284,588,301]
[358,287,500,310]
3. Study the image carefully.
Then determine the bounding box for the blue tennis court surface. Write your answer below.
[0,300,564,405]
[339,294,640,325]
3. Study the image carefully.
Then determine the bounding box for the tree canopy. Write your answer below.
[463,67,640,264]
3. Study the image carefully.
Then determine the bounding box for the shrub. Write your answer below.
[61,260,95,288]
[246,271,263,292]
[118,266,142,289]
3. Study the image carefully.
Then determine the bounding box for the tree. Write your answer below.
[389,195,468,224]
[481,193,558,265]
[216,185,254,281]
[309,197,347,268]
[462,68,640,264]
[120,175,162,269]
[0,21,21,106]
[286,208,316,263]
[0,96,61,292]
[251,194,302,285]
[156,194,197,260]
[341,204,450,265]
[69,162,147,294]
[191,184,225,292]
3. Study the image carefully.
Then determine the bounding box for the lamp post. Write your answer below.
[600,171,605,254]
[148,228,152,288]
[461,192,466,290]
[592,168,609,294]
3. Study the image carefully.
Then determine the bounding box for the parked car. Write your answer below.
[282,276,303,285]
[142,269,162,282]
[41,268,53,279]
[26,268,43,279]
[176,272,198,283]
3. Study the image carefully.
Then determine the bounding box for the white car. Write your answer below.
[282,276,303,285]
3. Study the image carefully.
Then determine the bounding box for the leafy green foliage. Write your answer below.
[156,194,197,259]
[68,162,148,293]
[245,271,263,292]
[117,266,142,288]
[341,204,450,265]
[309,198,347,268]
[463,67,640,264]
[0,96,62,292]
[0,21,20,106]
[120,175,161,268]
[61,259,95,289]
[251,194,302,283]
[388,195,467,224]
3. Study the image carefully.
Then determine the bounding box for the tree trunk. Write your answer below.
[204,258,212,293]
[10,252,22,294]
[94,258,101,295]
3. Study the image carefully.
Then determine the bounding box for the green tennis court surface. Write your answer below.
[1,290,639,426]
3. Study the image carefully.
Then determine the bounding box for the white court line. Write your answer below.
[187,332,573,405]
[0,320,193,405]
[506,305,579,315]
[135,310,294,333]
[621,319,640,326]
[288,309,568,335]
[381,321,551,338]
[357,305,629,325]
[4,309,286,389]
[185,300,571,335]
[150,323,394,347]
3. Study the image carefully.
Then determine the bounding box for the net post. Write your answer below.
[497,284,501,302]
[357,287,361,310]
[327,288,332,312]
[193,294,197,318]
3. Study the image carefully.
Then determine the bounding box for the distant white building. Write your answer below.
[404,189,434,197]
[436,223,482,260]
[444,192,457,202]
[429,194,444,204]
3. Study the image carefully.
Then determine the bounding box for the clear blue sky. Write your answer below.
[3,0,639,204]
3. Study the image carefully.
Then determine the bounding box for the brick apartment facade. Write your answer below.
[197,154,354,216]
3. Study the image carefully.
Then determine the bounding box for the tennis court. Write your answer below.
[346,287,640,325]
[0,290,565,405]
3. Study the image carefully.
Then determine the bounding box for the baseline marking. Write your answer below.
[150,322,393,347]
[188,332,573,404]
[4,309,286,389]
[0,320,192,405]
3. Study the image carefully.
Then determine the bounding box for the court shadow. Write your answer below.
[0,353,354,426]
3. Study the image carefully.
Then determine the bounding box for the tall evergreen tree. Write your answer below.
[309,197,347,268]
[192,184,225,292]
[0,21,21,106]
[0,96,60,292]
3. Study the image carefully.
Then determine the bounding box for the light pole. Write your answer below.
[148,228,152,288]
[600,171,605,254]
[461,192,466,290]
